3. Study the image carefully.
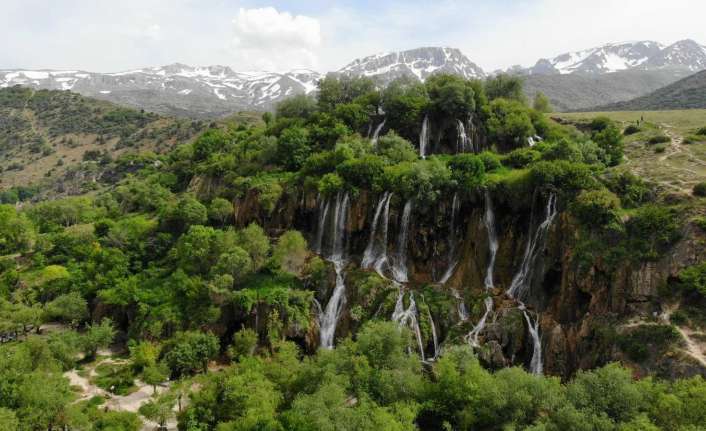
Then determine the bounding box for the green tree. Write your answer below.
[44,292,88,327]
[532,92,552,112]
[212,247,254,283]
[0,204,35,254]
[228,328,258,361]
[236,223,271,271]
[143,362,170,394]
[0,408,18,431]
[485,74,526,102]
[276,94,318,120]
[208,198,233,226]
[82,318,116,360]
[163,331,220,376]
[272,230,308,275]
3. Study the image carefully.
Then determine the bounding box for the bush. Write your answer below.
[677,262,706,297]
[602,171,653,208]
[228,328,258,360]
[478,151,502,172]
[530,160,597,195]
[696,126,706,136]
[618,325,680,362]
[570,189,620,228]
[503,147,540,168]
[683,135,705,145]
[318,173,344,196]
[653,144,666,153]
[589,116,613,132]
[647,134,670,145]
[623,124,641,135]
[336,155,385,191]
[626,205,681,260]
[448,153,486,190]
[693,182,706,197]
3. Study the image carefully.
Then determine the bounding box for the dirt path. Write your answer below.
[660,303,706,368]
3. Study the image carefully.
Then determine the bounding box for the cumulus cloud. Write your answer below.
[231,7,321,71]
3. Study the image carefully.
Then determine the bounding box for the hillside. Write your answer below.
[0,86,207,198]
[592,70,706,111]
[523,68,690,111]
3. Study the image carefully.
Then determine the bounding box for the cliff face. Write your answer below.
[231,185,706,379]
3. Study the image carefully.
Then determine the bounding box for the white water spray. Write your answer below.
[317,192,351,349]
[523,310,543,375]
[466,297,493,347]
[506,193,558,301]
[484,190,499,291]
[371,119,386,147]
[419,115,430,159]
[391,286,425,361]
[457,119,469,153]
[362,192,390,269]
[438,193,460,284]
[391,200,413,283]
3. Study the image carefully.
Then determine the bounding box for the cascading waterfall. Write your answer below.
[424,299,440,360]
[523,310,543,375]
[419,115,430,159]
[506,193,558,301]
[456,119,469,153]
[466,297,493,347]
[373,193,393,278]
[371,119,386,146]
[527,136,536,147]
[452,290,469,321]
[391,285,425,361]
[391,200,413,283]
[362,192,390,269]
[483,190,499,291]
[318,192,351,349]
[438,193,460,284]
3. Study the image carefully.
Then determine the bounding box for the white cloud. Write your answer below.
[231,7,321,71]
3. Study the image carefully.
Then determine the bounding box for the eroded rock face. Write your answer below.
[229,185,706,378]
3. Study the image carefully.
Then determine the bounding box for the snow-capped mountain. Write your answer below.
[0,65,321,118]
[338,47,486,84]
[524,39,706,75]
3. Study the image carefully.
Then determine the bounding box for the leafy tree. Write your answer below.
[0,204,35,254]
[485,74,526,102]
[272,230,308,276]
[163,331,220,376]
[142,362,170,394]
[532,92,552,112]
[318,173,345,196]
[173,225,224,275]
[212,247,254,283]
[486,98,535,151]
[236,223,271,271]
[318,75,376,112]
[15,371,73,430]
[162,194,208,232]
[570,189,620,228]
[375,132,418,164]
[425,73,477,119]
[44,291,88,327]
[593,124,624,166]
[208,197,233,226]
[276,126,312,171]
[381,77,430,141]
[228,328,258,361]
[93,411,143,431]
[82,318,116,360]
[0,408,18,431]
[449,154,486,191]
[276,94,318,120]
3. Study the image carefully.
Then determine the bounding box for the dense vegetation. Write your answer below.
[0,73,704,430]
[595,70,706,111]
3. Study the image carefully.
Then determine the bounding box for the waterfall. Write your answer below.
[317,192,351,349]
[457,119,469,153]
[506,193,558,301]
[391,286,425,361]
[438,193,460,284]
[425,301,439,360]
[419,115,430,159]
[320,261,346,349]
[371,119,386,147]
[314,198,330,254]
[391,200,413,283]
[373,193,393,278]
[527,136,536,147]
[452,289,469,321]
[466,297,493,347]
[523,310,543,375]
[362,192,390,269]
[483,190,499,291]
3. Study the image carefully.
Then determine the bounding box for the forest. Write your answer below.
[0,72,705,430]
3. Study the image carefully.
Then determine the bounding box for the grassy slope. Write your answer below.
[0,87,207,195]
[555,110,706,193]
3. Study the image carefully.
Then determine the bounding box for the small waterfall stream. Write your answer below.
[391,200,413,283]
[506,192,558,301]
[457,119,469,153]
[362,192,390,269]
[439,193,460,284]
[317,192,351,349]
[372,193,393,278]
[523,310,543,375]
[484,190,499,290]
[371,119,386,146]
[391,285,426,362]
[465,297,493,347]
[419,115,430,159]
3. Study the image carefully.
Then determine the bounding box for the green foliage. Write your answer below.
[677,262,706,297]
[692,182,706,197]
[228,328,258,361]
[647,134,670,145]
[318,172,345,196]
[272,230,308,276]
[623,124,641,135]
[602,171,654,208]
[383,158,452,204]
[592,123,624,166]
[617,325,680,362]
[209,197,234,225]
[570,189,620,228]
[625,205,681,260]
[532,92,552,113]
[504,147,541,168]
[448,153,486,191]
[375,132,418,164]
[485,74,525,102]
[44,292,88,326]
[486,98,535,151]
[162,330,220,376]
[425,74,477,119]
[529,160,597,195]
[93,362,135,395]
[276,94,318,120]
[0,204,35,254]
[82,318,116,360]
[276,126,312,171]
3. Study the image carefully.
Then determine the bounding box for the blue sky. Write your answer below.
[3,0,705,72]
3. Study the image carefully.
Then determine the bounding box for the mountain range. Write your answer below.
[2,40,705,117]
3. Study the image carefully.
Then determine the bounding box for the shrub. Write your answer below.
[570,189,620,228]
[602,171,653,208]
[696,126,706,136]
[647,134,670,145]
[228,328,258,360]
[623,124,641,135]
[448,153,486,190]
[693,182,706,197]
[503,147,540,168]
[626,205,681,260]
[318,173,344,196]
[336,155,385,191]
[589,116,613,132]
[478,151,502,172]
[530,160,597,195]
[654,144,667,153]
[677,262,706,297]
[683,135,704,145]
[618,325,680,362]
